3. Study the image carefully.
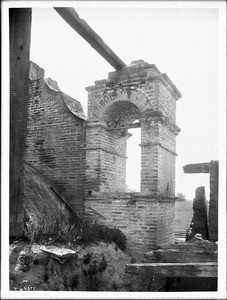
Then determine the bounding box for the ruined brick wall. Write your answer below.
[156,200,175,245]
[157,81,176,122]
[209,160,218,241]
[85,60,181,254]
[183,161,219,242]
[158,146,176,197]
[85,61,181,196]
[25,62,86,214]
[85,123,127,194]
[85,193,175,259]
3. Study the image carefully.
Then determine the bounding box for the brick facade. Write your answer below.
[25,62,86,214]
[85,60,181,255]
[85,193,175,259]
[85,60,181,196]
[26,60,182,257]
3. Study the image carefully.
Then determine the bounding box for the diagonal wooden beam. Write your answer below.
[54,7,126,70]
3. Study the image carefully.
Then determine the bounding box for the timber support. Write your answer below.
[54,7,126,70]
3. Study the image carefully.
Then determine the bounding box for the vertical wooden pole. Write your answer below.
[10,8,32,237]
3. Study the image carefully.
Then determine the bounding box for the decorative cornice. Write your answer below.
[142,110,181,135]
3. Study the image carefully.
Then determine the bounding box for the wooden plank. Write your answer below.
[145,249,218,263]
[54,7,126,70]
[183,162,210,174]
[125,262,217,278]
[159,240,218,252]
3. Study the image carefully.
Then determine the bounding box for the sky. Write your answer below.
[27,2,223,200]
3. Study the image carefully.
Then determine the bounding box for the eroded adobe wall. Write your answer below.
[25,62,86,214]
[183,161,219,241]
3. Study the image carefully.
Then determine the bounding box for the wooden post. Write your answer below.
[10,8,32,237]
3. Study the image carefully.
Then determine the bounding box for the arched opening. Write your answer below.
[126,122,141,192]
[103,101,141,127]
[102,101,142,192]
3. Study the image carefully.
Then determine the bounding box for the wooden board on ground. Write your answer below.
[158,239,218,252]
[125,262,217,278]
[145,248,217,263]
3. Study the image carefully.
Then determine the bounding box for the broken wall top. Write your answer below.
[86,60,182,100]
[29,61,86,120]
[85,60,181,133]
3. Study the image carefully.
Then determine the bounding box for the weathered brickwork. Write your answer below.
[85,193,175,259]
[85,123,127,193]
[158,147,176,197]
[25,62,86,214]
[156,81,177,122]
[85,60,181,254]
[156,200,175,245]
[85,60,181,195]
[26,60,181,256]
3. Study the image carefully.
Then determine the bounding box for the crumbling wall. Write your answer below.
[25,62,86,214]
[85,193,175,260]
[85,60,181,196]
[183,161,219,241]
[85,123,127,193]
[156,200,175,245]
[186,186,208,241]
[85,60,181,255]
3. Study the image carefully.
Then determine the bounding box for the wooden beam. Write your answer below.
[54,7,126,70]
[125,262,217,278]
[158,239,218,252]
[145,249,218,263]
[183,162,210,174]
[10,8,32,237]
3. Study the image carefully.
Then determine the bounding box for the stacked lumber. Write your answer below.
[125,238,217,278]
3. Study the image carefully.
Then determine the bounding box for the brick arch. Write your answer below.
[90,85,154,122]
[102,100,141,126]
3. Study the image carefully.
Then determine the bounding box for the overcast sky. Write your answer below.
[27,2,223,199]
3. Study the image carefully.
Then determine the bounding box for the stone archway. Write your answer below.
[85,60,181,258]
[85,99,142,194]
